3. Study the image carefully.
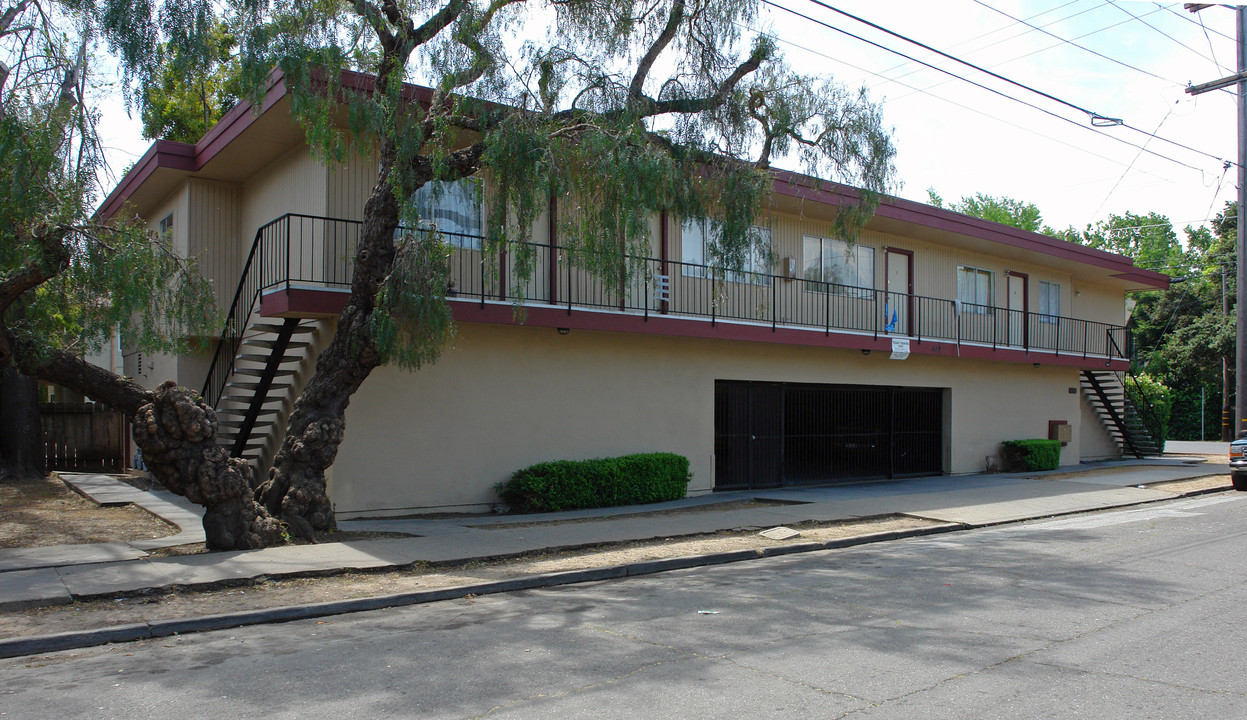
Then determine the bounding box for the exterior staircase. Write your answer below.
[214,319,317,465]
[1080,369,1162,458]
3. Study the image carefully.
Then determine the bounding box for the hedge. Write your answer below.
[1000,439,1061,472]
[495,452,692,513]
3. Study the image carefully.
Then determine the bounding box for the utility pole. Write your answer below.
[1187,3,1247,440]
[1225,266,1233,441]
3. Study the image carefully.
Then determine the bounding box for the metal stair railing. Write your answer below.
[1082,370,1143,458]
[1107,334,1165,455]
[201,215,292,409]
[202,214,1140,413]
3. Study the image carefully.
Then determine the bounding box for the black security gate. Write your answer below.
[714,380,943,490]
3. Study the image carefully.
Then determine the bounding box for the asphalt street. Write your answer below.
[4,492,1247,719]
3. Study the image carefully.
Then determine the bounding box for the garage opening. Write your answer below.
[714,380,944,491]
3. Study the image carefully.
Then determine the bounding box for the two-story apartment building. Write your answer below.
[98,71,1169,518]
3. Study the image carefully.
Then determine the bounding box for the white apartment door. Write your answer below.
[886,249,913,336]
[1007,272,1027,348]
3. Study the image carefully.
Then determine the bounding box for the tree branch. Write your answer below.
[628,0,684,102]
[0,0,31,38]
[353,0,397,52]
[7,330,154,414]
[640,47,764,117]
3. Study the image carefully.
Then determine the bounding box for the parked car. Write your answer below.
[1230,436,1247,491]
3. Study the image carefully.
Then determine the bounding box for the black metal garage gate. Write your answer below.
[714,380,944,490]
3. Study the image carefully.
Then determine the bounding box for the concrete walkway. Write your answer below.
[0,456,1231,612]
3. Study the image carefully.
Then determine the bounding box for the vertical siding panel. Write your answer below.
[186,179,242,310]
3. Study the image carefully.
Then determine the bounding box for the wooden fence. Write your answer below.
[41,402,127,472]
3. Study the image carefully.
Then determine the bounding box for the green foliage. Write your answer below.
[202,0,898,364]
[1167,381,1221,442]
[140,21,242,142]
[1123,202,1233,439]
[927,190,1047,234]
[0,0,220,372]
[1073,211,1186,272]
[495,452,692,513]
[999,439,1061,472]
[371,229,455,370]
[1125,372,1170,448]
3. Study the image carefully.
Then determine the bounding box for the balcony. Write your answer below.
[207,213,1132,405]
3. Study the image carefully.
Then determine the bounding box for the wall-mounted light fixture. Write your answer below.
[1033,363,1041,368]
[557,327,570,335]
[861,349,871,356]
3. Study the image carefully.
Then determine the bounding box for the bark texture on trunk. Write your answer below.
[0,369,43,481]
[257,169,402,538]
[13,339,282,550]
[134,381,281,549]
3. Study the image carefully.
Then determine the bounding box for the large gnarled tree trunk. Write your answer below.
[256,155,402,537]
[13,339,281,549]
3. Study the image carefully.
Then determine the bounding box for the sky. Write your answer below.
[94,1,1242,248]
[758,0,1241,237]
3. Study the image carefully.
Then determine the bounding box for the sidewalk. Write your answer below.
[0,454,1230,611]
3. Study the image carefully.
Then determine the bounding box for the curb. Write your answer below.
[0,522,964,660]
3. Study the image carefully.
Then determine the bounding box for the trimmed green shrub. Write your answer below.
[1000,439,1061,472]
[496,452,692,513]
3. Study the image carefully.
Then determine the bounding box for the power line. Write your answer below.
[1204,162,1233,223]
[1108,0,1226,66]
[1193,6,1230,74]
[876,0,1094,90]
[803,0,1234,167]
[882,4,1232,107]
[1092,105,1175,221]
[972,0,1195,90]
[806,0,1115,122]
[768,0,1226,174]
[735,18,1189,191]
[1158,3,1234,43]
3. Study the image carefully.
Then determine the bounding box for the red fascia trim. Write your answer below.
[96,141,197,221]
[251,285,1128,371]
[194,70,292,163]
[97,66,1167,295]
[771,170,1170,290]
[259,287,350,317]
[97,71,298,222]
[450,301,1128,371]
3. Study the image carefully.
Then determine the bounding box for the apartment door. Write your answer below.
[886,249,913,336]
[713,381,783,490]
[1007,272,1027,348]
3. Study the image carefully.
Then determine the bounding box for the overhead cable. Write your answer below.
[972,0,1221,92]
[802,0,1233,166]
[761,0,1217,173]
[734,18,1186,189]
[1108,0,1226,65]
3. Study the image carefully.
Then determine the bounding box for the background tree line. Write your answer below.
[931,190,1235,442]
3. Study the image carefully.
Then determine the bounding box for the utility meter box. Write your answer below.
[1049,420,1071,445]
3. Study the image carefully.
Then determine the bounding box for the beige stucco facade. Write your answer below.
[332,321,1086,517]
[100,80,1169,519]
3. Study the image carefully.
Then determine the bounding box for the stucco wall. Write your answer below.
[239,144,328,256]
[1079,390,1122,461]
[331,322,1086,517]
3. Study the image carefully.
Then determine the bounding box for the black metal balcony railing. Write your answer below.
[203,214,1132,407]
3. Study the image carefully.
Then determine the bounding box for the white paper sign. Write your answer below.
[890,337,910,360]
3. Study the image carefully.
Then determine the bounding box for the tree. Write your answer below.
[927,190,1048,234]
[10,0,898,544]
[1129,203,1237,440]
[1070,211,1187,273]
[139,21,241,142]
[0,0,280,547]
